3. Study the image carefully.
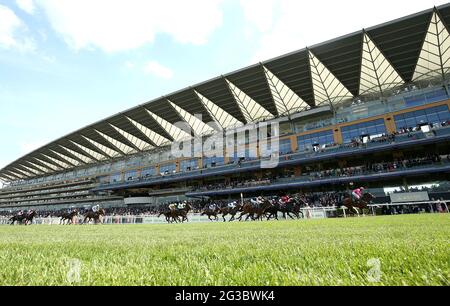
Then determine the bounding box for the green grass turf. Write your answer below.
[0,214,448,286]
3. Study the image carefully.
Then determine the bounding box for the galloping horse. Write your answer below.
[158,209,182,223]
[238,199,272,221]
[340,193,376,215]
[158,203,192,223]
[201,205,220,221]
[177,203,192,223]
[60,210,79,225]
[83,208,105,224]
[9,210,37,225]
[266,197,306,220]
[219,204,242,222]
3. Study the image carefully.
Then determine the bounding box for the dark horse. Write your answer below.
[10,210,37,225]
[201,205,220,221]
[158,210,181,223]
[83,208,105,224]
[238,199,272,221]
[158,203,192,224]
[340,193,376,216]
[60,210,79,225]
[219,204,242,222]
[177,203,192,223]
[266,197,306,220]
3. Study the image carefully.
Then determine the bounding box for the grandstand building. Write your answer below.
[1,5,450,211]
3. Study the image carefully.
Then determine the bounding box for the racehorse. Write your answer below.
[9,210,37,225]
[177,203,192,223]
[158,203,192,224]
[83,208,105,224]
[201,205,220,221]
[238,199,272,221]
[158,209,181,223]
[219,204,242,222]
[60,210,79,225]
[266,197,306,220]
[340,192,376,216]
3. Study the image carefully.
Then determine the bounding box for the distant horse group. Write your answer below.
[9,210,37,225]
[9,208,106,225]
[198,196,308,223]
[158,203,192,223]
[6,193,376,226]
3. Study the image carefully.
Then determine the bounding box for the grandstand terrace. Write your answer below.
[1,5,450,211]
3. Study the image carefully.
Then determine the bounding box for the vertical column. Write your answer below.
[333,127,343,144]
[384,115,397,134]
[290,135,298,153]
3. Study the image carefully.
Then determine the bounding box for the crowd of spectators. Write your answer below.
[196,178,272,192]
[192,153,445,192]
[310,154,442,180]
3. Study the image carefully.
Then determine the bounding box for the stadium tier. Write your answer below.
[1,5,450,212]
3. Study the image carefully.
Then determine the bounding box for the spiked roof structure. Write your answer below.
[1,5,450,183]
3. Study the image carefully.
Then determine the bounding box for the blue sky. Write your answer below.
[0,0,447,171]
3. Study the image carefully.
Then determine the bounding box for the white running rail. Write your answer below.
[0,201,447,225]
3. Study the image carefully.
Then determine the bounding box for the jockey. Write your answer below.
[92,205,100,213]
[168,203,177,211]
[208,203,217,211]
[279,195,291,205]
[251,197,264,207]
[18,210,23,216]
[352,187,365,201]
[228,201,237,209]
[178,202,186,210]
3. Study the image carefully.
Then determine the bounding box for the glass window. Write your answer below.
[297,130,334,152]
[341,119,386,143]
[159,163,176,175]
[110,173,122,184]
[141,167,155,178]
[394,105,450,130]
[278,138,292,155]
[203,156,224,168]
[180,159,198,172]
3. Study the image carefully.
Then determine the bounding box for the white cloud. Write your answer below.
[125,61,135,69]
[240,0,274,32]
[36,0,224,52]
[143,61,173,79]
[0,4,35,52]
[242,0,449,63]
[16,0,35,14]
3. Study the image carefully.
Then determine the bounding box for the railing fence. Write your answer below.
[0,201,447,225]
